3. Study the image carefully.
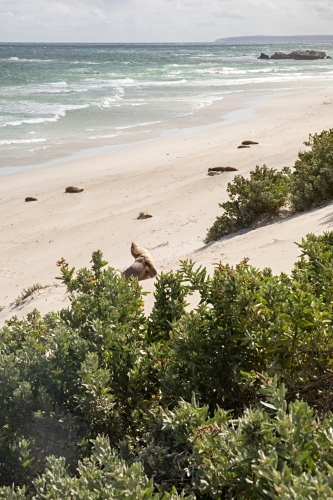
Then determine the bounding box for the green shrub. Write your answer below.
[135,376,333,499]
[148,271,190,343]
[0,435,192,499]
[206,129,333,242]
[205,165,291,243]
[293,231,333,301]
[5,234,333,497]
[290,129,333,211]
[4,378,333,499]
[0,311,84,487]
[0,253,158,489]
[159,234,333,414]
[56,250,158,436]
[192,376,333,499]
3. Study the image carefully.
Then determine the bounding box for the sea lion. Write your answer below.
[207,171,221,176]
[208,166,238,173]
[25,197,37,202]
[242,141,259,145]
[237,145,250,149]
[122,256,151,281]
[65,186,84,193]
[137,211,153,219]
[122,242,157,281]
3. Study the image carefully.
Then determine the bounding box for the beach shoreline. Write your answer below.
[0,89,281,176]
[2,42,332,174]
[1,85,333,320]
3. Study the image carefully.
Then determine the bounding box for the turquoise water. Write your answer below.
[1,42,332,169]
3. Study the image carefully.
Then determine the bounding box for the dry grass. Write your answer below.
[10,283,50,309]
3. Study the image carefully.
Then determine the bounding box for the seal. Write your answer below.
[208,166,238,173]
[65,186,84,193]
[137,211,153,219]
[122,256,151,281]
[242,141,259,145]
[25,197,37,202]
[237,145,250,149]
[122,242,157,281]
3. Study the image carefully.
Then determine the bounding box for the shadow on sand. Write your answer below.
[193,200,333,255]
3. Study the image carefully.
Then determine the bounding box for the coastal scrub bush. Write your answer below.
[159,232,333,414]
[55,250,159,435]
[4,378,333,499]
[131,376,333,499]
[290,129,333,211]
[4,234,333,497]
[147,271,190,343]
[0,253,158,489]
[205,165,291,243]
[293,231,333,301]
[191,376,333,499]
[206,129,333,242]
[0,435,192,499]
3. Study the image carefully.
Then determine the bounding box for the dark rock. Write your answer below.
[270,50,326,60]
[270,51,292,59]
[25,197,37,202]
[327,56,332,59]
[258,52,270,59]
[290,50,326,60]
[242,140,259,145]
[65,186,84,193]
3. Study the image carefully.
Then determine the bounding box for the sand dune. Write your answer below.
[1,87,333,324]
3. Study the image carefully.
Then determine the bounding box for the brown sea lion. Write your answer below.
[65,186,84,193]
[208,166,238,173]
[122,256,151,280]
[25,197,37,202]
[137,211,153,219]
[122,242,157,281]
[242,140,259,145]
[237,145,250,149]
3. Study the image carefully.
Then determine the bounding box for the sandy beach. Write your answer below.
[1,86,333,322]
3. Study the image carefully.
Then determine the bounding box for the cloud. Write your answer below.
[0,0,332,42]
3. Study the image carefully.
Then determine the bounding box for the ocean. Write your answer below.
[1,42,333,170]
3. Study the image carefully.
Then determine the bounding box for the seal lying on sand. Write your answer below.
[122,242,157,281]
[242,140,259,145]
[208,166,238,173]
[137,211,153,219]
[237,145,250,149]
[25,197,37,202]
[65,186,84,193]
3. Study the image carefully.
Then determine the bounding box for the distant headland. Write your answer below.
[214,35,333,44]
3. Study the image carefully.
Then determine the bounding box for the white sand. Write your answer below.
[1,87,333,323]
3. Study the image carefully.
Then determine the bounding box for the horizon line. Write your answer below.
[1,35,333,44]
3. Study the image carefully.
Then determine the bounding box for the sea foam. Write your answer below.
[1,42,332,167]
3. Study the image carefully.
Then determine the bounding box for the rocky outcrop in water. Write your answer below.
[270,52,291,59]
[268,50,326,60]
[258,52,270,59]
[292,50,326,60]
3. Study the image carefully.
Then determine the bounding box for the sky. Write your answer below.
[0,0,332,43]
